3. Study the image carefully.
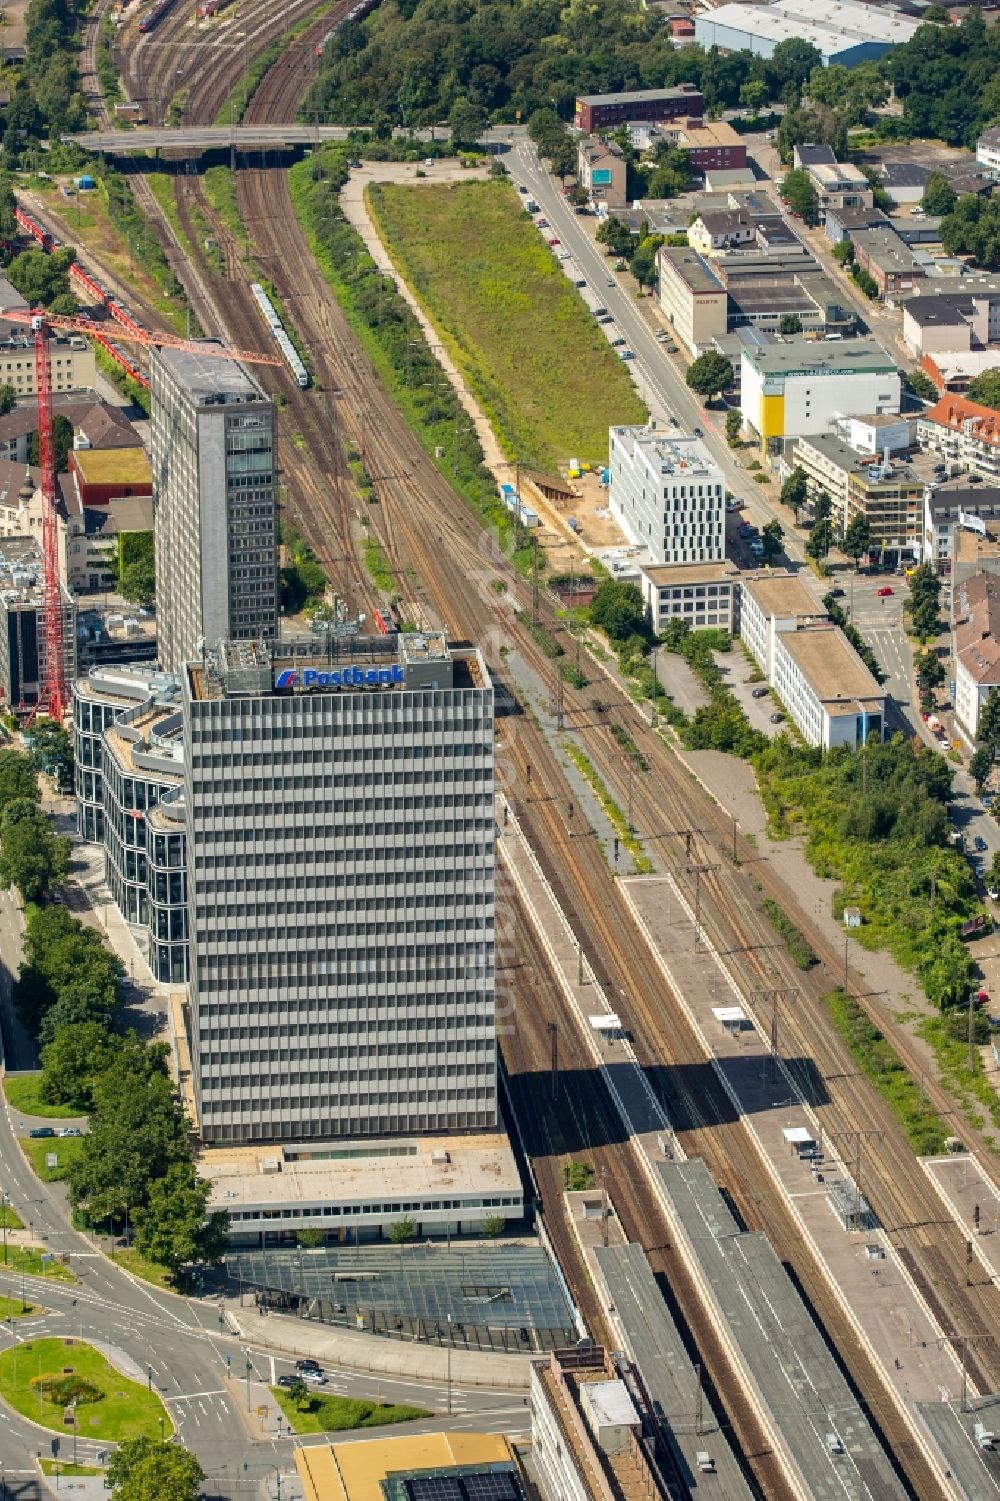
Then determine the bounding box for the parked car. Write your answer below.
[770,712,785,724]
[59,1127,82,1138]
[975,835,988,852]
[829,587,844,598]
[619,349,634,360]
[517,184,528,194]
[656,331,670,342]
[547,237,560,247]
[29,1127,55,1138]
[877,586,893,597]
[988,886,1000,901]
[752,687,769,699]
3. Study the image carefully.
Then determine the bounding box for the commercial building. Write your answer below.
[67,446,152,509]
[694,0,919,67]
[920,348,1000,394]
[878,161,930,207]
[0,535,75,714]
[793,432,925,562]
[150,343,278,673]
[740,571,827,681]
[663,119,746,175]
[918,393,1000,480]
[185,632,496,1147]
[639,559,740,634]
[531,1347,661,1501]
[296,1432,526,1501]
[954,572,1000,743]
[204,1134,523,1246]
[742,337,901,457]
[824,203,891,246]
[840,412,915,457]
[573,85,702,133]
[608,424,724,565]
[0,326,96,399]
[73,664,189,983]
[576,136,626,210]
[851,227,926,301]
[902,278,1000,357]
[657,245,728,353]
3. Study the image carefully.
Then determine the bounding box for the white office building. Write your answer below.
[609,425,724,566]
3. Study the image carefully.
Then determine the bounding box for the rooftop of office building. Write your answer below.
[0,534,73,609]
[659,244,725,294]
[742,570,826,619]
[74,663,183,708]
[296,1431,522,1501]
[743,336,897,377]
[576,84,700,106]
[640,559,739,586]
[202,1134,521,1211]
[782,625,885,710]
[611,424,720,477]
[153,342,267,403]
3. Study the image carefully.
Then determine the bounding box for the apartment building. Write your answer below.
[917,394,1000,481]
[793,433,924,563]
[577,136,626,210]
[608,424,724,565]
[977,125,1000,180]
[954,572,1000,743]
[923,484,1000,573]
[0,536,76,715]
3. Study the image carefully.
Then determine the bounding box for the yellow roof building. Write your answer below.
[296,1431,519,1501]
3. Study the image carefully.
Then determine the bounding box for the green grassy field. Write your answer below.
[5,1074,79,1119]
[271,1387,430,1435]
[0,1204,24,1230]
[367,179,646,471]
[20,1136,85,1183]
[114,1248,175,1290]
[0,1338,172,1442]
[40,1460,103,1477]
[3,1246,75,1281]
[0,1295,38,1319]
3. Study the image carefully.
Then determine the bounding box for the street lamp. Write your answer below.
[1,1192,9,1265]
[245,1352,253,1413]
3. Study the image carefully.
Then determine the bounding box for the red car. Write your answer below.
[547,237,560,246]
[877,586,894,597]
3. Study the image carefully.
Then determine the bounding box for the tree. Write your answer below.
[905,369,939,403]
[725,408,742,443]
[832,240,853,266]
[779,313,802,335]
[119,556,155,607]
[770,38,823,90]
[914,647,945,693]
[448,96,488,148]
[685,350,734,402]
[39,1021,119,1111]
[589,578,647,641]
[14,904,122,1038]
[739,80,768,115]
[132,1160,229,1271]
[905,561,942,643]
[966,370,1000,411]
[297,1227,324,1248]
[28,412,73,476]
[286,1377,311,1411]
[25,717,73,789]
[596,216,635,260]
[779,466,808,520]
[388,1216,415,1245]
[979,688,1000,750]
[0,806,70,903]
[6,246,75,307]
[970,745,993,793]
[0,750,39,813]
[481,1214,507,1238]
[921,172,957,217]
[548,136,578,182]
[630,238,661,293]
[988,848,1000,890]
[0,385,16,416]
[843,513,872,569]
[780,168,819,226]
[761,519,784,563]
[805,491,834,563]
[107,1437,203,1501]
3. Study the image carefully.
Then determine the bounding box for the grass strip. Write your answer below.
[40,1461,103,1477]
[288,148,537,578]
[113,1248,176,1291]
[0,1296,37,1319]
[1,1247,75,1281]
[0,1338,171,1442]
[271,1387,430,1435]
[363,535,393,591]
[762,897,818,971]
[917,1009,1000,1135]
[5,1074,78,1119]
[564,743,652,874]
[20,1136,85,1183]
[824,989,948,1155]
[367,178,646,470]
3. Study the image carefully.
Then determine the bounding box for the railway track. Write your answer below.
[104,11,1000,1493]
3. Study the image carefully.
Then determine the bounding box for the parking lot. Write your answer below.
[713,647,788,739]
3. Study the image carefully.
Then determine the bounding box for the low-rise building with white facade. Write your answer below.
[741,337,901,458]
[917,394,1000,482]
[639,559,740,633]
[609,424,724,565]
[772,627,886,750]
[977,126,1000,180]
[923,484,1000,574]
[954,572,1000,743]
[740,571,827,681]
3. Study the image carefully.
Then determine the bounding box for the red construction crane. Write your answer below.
[6,307,283,723]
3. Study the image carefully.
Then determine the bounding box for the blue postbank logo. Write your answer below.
[275,664,405,690]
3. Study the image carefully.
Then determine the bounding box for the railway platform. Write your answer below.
[923,1151,1000,1287]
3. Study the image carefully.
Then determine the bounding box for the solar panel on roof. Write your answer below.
[464,1475,520,1499]
[407,1479,464,1500]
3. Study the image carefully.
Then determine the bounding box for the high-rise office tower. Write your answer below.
[184,633,497,1146]
[150,345,278,672]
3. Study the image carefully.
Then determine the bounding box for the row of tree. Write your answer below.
[0,747,70,904]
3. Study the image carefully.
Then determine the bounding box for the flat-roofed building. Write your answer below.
[851,227,926,301]
[794,432,925,563]
[954,572,1000,742]
[774,626,886,749]
[977,125,1000,180]
[531,1347,661,1501]
[204,1133,523,1246]
[639,559,740,633]
[695,0,918,66]
[0,324,96,399]
[805,160,874,223]
[609,424,724,565]
[0,535,76,716]
[573,85,702,133]
[923,484,1000,573]
[665,119,746,175]
[741,337,901,457]
[920,349,1000,395]
[297,1432,526,1501]
[740,570,827,681]
[658,244,728,353]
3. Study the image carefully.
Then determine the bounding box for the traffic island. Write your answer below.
[270,1387,430,1435]
[0,1338,172,1442]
